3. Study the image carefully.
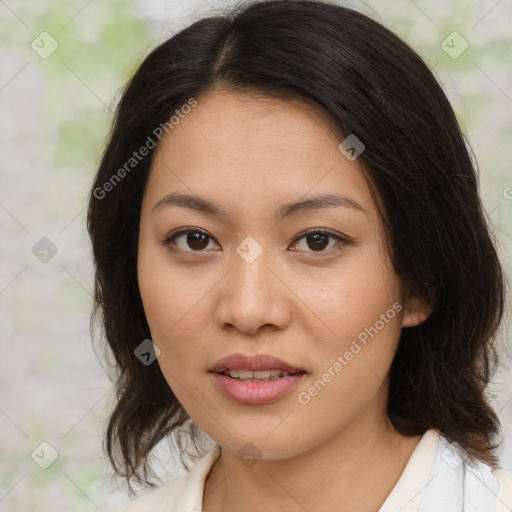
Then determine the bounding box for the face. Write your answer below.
[137,91,429,460]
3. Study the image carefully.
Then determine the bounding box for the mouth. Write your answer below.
[215,369,307,382]
[209,353,308,405]
[210,367,308,405]
[209,352,308,382]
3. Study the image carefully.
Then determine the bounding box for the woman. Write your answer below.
[87,1,512,510]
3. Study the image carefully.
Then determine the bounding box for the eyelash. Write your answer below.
[163,227,350,255]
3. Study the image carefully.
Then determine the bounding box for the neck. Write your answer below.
[202,401,422,512]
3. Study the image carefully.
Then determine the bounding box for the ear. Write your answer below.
[401,293,433,328]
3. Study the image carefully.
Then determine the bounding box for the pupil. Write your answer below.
[188,233,209,250]
[307,233,328,251]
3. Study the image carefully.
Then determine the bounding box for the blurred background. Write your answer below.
[0,0,511,510]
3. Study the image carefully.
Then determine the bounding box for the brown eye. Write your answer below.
[305,232,329,251]
[164,228,217,252]
[291,229,348,254]
[164,227,348,255]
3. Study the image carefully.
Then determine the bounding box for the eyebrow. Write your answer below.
[151,192,368,222]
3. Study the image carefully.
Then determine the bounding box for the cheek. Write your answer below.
[137,244,221,383]
[137,248,209,401]
[138,243,203,336]
[137,254,175,335]
[303,244,400,334]
[296,312,401,438]
[299,244,402,382]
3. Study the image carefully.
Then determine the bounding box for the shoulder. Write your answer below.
[119,474,189,512]
[492,467,512,512]
[118,443,221,512]
[426,432,512,510]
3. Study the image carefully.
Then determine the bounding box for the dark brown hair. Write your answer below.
[87,0,506,492]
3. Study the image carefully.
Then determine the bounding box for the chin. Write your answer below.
[211,432,308,462]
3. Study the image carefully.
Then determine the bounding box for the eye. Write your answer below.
[163,228,219,252]
[163,227,349,254]
[291,228,349,254]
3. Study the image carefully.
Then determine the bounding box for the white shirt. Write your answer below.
[120,429,512,511]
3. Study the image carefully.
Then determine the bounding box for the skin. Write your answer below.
[137,90,431,512]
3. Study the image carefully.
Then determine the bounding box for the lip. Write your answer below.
[210,372,307,405]
[209,352,306,373]
[209,353,307,405]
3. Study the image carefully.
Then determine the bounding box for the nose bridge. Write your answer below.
[216,234,290,334]
[231,234,277,303]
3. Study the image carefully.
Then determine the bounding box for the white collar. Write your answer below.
[125,428,510,511]
[377,429,440,511]
[176,430,441,511]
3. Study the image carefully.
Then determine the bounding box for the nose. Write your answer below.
[215,240,292,336]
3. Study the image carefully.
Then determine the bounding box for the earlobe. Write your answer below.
[401,294,433,327]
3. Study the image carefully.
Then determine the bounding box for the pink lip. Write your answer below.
[210,372,307,405]
[209,352,306,373]
[209,353,307,405]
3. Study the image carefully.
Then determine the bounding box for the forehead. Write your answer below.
[145,91,372,215]
[156,91,343,160]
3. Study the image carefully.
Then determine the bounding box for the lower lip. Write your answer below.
[210,372,307,405]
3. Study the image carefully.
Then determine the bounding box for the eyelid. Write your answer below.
[163,227,215,248]
[290,228,350,255]
[293,227,348,243]
[163,227,350,254]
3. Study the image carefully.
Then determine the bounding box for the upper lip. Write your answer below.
[210,353,307,373]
